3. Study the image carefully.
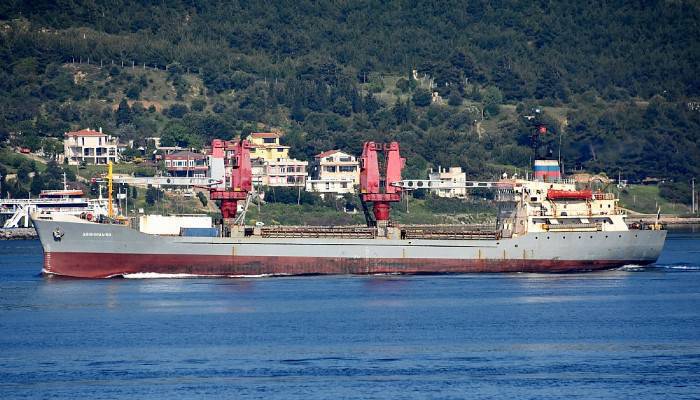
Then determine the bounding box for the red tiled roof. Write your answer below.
[65,129,106,137]
[250,132,280,138]
[164,151,206,160]
[316,149,340,158]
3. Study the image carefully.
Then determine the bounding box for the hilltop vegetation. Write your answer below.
[0,1,699,203]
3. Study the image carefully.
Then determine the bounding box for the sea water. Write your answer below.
[1,227,699,399]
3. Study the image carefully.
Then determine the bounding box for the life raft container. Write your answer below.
[546,189,592,200]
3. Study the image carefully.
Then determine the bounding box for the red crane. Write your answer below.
[359,141,405,225]
[209,139,252,222]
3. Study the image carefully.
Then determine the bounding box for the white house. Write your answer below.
[306,150,360,197]
[63,128,119,165]
[428,167,467,198]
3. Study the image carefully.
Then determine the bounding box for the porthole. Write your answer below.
[547,236,550,239]
[618,235,622,238]
[578,236,582,239]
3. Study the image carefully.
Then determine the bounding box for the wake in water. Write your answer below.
[122,273,211,279]
[122,272,279,279]
[618,263,700,272]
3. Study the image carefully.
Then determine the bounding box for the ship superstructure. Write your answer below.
[31,139,666,278]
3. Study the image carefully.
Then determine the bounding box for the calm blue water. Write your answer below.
[1,228,699,399]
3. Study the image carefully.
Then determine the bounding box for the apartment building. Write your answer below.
[164,151,208,177]
[246,132,290,162]
[265,158,308,187]
[306,150,360,197]
[428,167,467,198]
[63,128,119,165]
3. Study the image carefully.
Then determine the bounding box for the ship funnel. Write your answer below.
[533,160,561,182]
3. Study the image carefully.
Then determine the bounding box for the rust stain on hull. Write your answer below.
[44,252,652,279]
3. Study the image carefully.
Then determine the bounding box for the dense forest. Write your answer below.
[0,1,699,201]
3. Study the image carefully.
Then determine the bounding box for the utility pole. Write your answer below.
[125,185,129,219]
[693,177,696,214]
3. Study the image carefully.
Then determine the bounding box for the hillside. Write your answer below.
[0,1,699,204]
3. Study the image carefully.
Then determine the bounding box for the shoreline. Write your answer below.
[632,216,700,225]
[0,228,38,240]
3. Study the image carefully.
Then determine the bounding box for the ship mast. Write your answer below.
[107,161,113,218]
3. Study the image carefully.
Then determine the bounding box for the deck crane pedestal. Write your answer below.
[359,141,405,228]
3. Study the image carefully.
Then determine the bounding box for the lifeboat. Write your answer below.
[546,189,592,200]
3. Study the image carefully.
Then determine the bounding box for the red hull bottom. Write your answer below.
[43,252,650,278]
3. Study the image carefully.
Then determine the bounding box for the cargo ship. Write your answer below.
[32,140,666,278]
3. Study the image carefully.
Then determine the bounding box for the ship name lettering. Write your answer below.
[82,232,112,237]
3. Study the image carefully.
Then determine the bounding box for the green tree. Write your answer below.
[332,97,351,117]
[160,122,202,148]
[30,174,44,195]
[448,90,463,106]
[191,99,207,112]
[115,99,132,126]
[392,99,411,124]
[125,85,141,100]
[17,163,31,182]
[482,86,503,117]
[363,94,381,115]
[145,186,162,205]
[412,88,432,107]
[0,127,9,144]
[212,103,226,114]
[197,191,208,207]
[165,104,189,118]
[396,78,411,93]
[290,100,306,122]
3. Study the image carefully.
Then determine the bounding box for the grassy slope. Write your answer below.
[617,185,691,215]
[75,163,154,180]
[69,64,206,106]
[0,148,48,174]
[67,64,210,136]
